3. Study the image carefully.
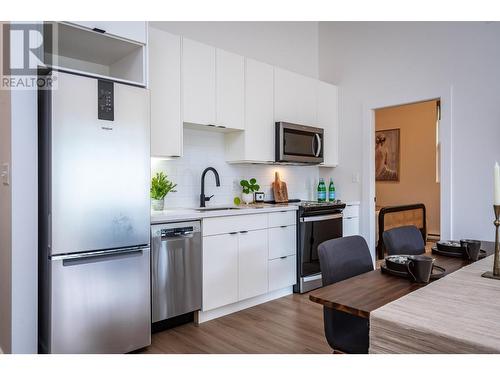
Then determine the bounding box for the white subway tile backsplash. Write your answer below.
[152,128,320,208]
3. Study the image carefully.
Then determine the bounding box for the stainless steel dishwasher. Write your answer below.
[151,221,202,324]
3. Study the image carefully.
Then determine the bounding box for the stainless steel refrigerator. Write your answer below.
[38,71,151,354]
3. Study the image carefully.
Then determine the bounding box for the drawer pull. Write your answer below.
[229,232,238,235]
[240,230,248,234]
[280,256,287,259]
[280,225,287,228]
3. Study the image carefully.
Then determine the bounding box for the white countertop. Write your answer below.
[151,204,298,224]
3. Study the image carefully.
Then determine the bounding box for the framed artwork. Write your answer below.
[375,128,400,181]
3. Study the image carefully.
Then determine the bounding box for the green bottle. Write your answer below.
[328,178,336,201]
[317,178,327,202]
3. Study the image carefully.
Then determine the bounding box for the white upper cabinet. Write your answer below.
[225,58,274,163]
[149,27,182,158]
[274,67,318,126]
[182,38,217,126]
[317,81,339,167]
[216,49,245,130]
[67,22,147,44]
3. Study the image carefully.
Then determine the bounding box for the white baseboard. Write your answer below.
[195,286,293,324]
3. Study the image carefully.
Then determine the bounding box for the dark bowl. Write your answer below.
[436,240,464,255]
[385,255,411,273]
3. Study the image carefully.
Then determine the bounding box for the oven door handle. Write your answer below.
[300,213,343,222]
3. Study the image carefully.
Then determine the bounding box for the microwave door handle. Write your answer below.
[314,133,322,157]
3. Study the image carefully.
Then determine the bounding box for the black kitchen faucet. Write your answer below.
[200,167,220,207]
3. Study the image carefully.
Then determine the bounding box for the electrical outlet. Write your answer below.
[1,163,9,186]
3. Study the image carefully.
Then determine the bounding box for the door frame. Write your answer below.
[361,86,453,259]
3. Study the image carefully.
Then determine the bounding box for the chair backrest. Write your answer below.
[318,235,374,286]
[382,225,425,256]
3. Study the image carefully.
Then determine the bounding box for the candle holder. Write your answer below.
[482,205,500,280]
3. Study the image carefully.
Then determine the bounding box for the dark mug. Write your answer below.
[460,239,481,261]
[406,255,434,283]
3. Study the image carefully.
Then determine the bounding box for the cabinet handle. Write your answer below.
[280,256,287,259]
[92,27,106,34]
[240,230,248,234]
[280,225,287,228]
[217,125,226,129]
[229,232,238,235]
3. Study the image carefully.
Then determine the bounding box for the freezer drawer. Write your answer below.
[49,247,151,354]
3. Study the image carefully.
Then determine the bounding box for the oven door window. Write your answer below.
[299,217,343,277]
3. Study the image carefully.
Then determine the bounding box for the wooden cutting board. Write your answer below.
[272,172,288,203]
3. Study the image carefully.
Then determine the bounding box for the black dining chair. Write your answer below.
[382,225,426,256]
[317,235,374,354]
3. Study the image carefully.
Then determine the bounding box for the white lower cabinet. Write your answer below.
[238,230,268,300]
[268,225,296,259]
[201,212,297,314]
[343,217,360,236]
[268,255,296,292]
[202,233,238,311]
[342,203,360,236]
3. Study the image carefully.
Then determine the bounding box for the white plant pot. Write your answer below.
[241,192,254,205]
[151,198,165,211]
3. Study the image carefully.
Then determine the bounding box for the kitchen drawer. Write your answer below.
[343,204,359,219]
[268,210,296,228]
[268,225,296,259]
[203,214,268,236]
[268,255,296,292]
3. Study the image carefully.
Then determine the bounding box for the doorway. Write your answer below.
[374,99,441,258]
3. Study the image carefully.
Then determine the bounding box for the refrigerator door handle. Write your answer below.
[51,246,147,264]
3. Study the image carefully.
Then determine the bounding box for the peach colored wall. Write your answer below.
[375,100,440,235]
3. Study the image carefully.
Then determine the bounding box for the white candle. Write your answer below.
[495,162,500,205]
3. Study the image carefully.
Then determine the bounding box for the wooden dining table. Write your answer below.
[309,241,495,319]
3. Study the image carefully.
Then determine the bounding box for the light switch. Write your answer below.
[1,163,10,186]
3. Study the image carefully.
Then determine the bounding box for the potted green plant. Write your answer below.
[240,178,260,204]
[150,172,177,211]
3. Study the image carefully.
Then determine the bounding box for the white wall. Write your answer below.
[150,21,319,78]
[319,21,500,242]
[152,128,319,207]
[0,22,39,354]
[0,22,13,355]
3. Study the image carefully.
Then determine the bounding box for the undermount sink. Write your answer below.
[196,207,241,212]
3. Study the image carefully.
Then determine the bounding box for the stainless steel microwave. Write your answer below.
[275,122,324,164]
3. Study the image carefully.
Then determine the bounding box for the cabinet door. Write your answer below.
[343,217,360,237]
[274,67,317,125]
[245,58,275,162]
[318,81,339,167]
[182,38,216,126]
[238,230,268,300]
[149,27,182,158]
[202,234,238,311]
[68,21,146,44]
[216,49,244,130]
[268,225,296,259]
[268,255,296,292]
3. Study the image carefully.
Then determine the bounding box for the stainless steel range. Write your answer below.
[293,200,346,293]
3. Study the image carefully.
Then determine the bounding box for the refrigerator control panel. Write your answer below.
[98,80,114,121]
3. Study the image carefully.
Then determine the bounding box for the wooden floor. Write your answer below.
[141,241,437,354]
[141,293,331,354]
